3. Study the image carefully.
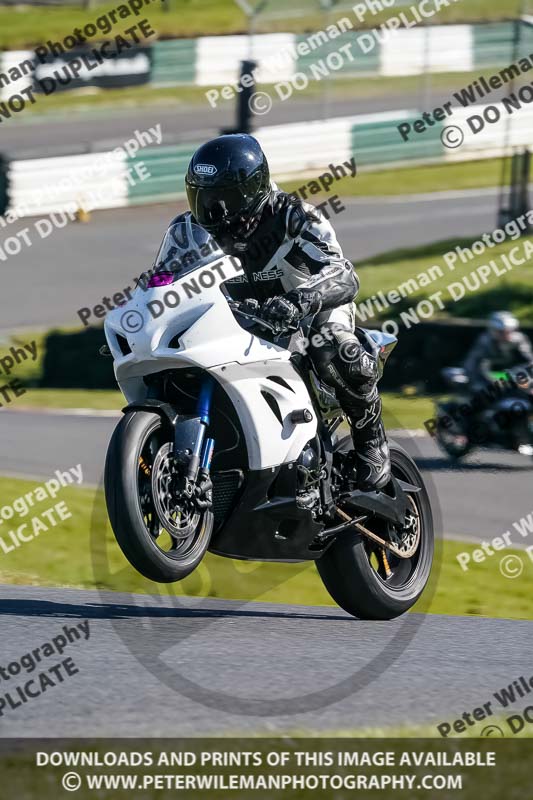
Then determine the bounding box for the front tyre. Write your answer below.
[434,405,472,460]
[104,410,213,583]
[316,442,433,620]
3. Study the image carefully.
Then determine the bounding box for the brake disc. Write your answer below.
[151,442,200,539]
[388,495,421,559]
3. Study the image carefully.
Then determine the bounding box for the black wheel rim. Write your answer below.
[363,464,425,590]
[136,422,206,561]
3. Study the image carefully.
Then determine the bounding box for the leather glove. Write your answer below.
[286,289,322,318]
[260,296,303,334]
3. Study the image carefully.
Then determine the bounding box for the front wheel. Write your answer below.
[104,410,213,583]
[434,405,472,460]
[316,442,433,620]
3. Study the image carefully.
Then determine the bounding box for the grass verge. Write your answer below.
[0,476,531,620]
[12,388,123,410]
[353,234,533,323]
[8,388,431,425]
[1,737,531,799]
[1,68,516,117]
[287,157,507,198]
[338,158,506,196]
[0,1,522,49]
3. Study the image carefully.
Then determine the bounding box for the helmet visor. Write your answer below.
[186,170,264,231]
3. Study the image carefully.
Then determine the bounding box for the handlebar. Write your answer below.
[228,301,278,333]
[228,300,299,338]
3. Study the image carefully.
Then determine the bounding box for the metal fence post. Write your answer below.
[0,155,9,217]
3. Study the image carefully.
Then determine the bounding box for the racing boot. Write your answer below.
[350,418,391,492]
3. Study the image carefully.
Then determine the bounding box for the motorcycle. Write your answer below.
[434,366,533,461]
[102,219,433,620]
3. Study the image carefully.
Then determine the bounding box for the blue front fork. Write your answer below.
[186,376,215,482]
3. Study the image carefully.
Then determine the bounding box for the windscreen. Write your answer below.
[146,218,225,287]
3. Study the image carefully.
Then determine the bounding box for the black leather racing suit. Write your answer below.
[464,330,533,388]
[173,189,389,488]
[462,329,533,446]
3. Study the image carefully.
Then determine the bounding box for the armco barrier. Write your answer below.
[378,24,473,77]
[150,39,197,86]
[348,110,443,167]
[182,22,517,86]
[472,22,516,69]
[294,30,379,76]
[0,22,521,100]
[5,100,533,217]
[126,144,196,204]
[256,117,353,177]
[7,151,129,218]
[195,33,296,86]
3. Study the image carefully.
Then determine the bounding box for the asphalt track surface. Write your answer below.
[1,583,532,737]
[0,410,532,737]
[2,91,445,159]
[1,410,532,737]
[1,410,532,543]
[3,188,498,333]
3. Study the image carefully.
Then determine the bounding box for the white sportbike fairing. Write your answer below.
[103,219,434,620]
[105,234,317,473]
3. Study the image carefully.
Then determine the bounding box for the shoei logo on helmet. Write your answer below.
[194,164,217,176]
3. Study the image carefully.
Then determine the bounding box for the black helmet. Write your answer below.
[185,134,271,246]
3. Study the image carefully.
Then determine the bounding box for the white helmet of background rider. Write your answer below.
[488,311,519,343]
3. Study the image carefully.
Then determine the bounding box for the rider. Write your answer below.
[464,311,533,389]
[461,311,533,448]
[179,133,390,491]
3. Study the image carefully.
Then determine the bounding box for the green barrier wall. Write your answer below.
[351,115,444,167]
[127,144,198,204]
[296,32,380,75]
[151,40,197,85]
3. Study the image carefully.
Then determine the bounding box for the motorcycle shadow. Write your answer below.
[0,597,352,623]
[416,455,533,473]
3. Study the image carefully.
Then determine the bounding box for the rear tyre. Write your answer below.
[105,410,213,583]
[316,442,433,620]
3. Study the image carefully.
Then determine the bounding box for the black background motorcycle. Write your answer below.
[434,366,533,460]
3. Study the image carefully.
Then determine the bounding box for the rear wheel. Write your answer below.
[105,411,213,583]
[316,441,433,620]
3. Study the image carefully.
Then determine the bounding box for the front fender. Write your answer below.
[123,400,202,455]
